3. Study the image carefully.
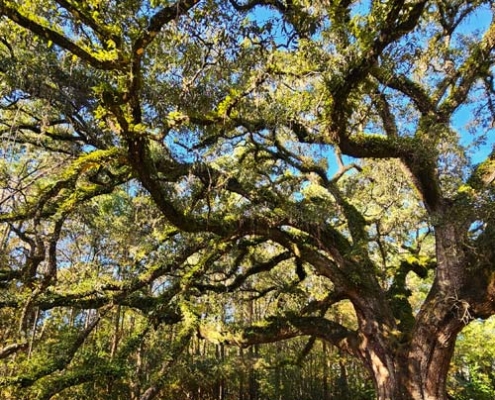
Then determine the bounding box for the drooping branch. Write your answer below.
[295,336,317,365]
[295,242,352,291]
[0,283,184,323]
[0,148,131,223]
[36,369,120,400]
[0,342,28,359]
[202,314,360,358]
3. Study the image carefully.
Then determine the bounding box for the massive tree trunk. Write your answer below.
[362,312,462,399]
[358,309,462,400]
[357,220,482,400]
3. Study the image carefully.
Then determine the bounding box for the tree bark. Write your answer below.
[360,315,461,400]
[359,222,471,400]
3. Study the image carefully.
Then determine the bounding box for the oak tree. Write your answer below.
[1,0,495,399]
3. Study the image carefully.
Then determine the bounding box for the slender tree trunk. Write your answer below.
[338,356,349,398]
[248,344,259,400]
[110,305,122,359]
[216,343,225,400]
[322,342,329,400]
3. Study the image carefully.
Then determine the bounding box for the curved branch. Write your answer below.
[300,291,347,315]
[372,69,436,118]
[37,369,119,400]
[229,0,283,12]
[215,314,360,358]
[338,134,442,212]
[468,149,495,189]
[0,148,130,223]
[0,342,28,359]
[330,0,427,104]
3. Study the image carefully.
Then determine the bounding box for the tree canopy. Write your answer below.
[1,0,495,399]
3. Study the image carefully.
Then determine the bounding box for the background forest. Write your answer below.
[1,0,495,399]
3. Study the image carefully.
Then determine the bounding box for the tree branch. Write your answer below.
[0,3,125,70]
[0,342,28,359]
[129,0,201,122]
[338,134,442,212]
[16,309,104,388]
[195,251,293,293]
[53,0,122,48]
[211,314,360,358]
[439,17,495,117]
[372,68,437,118]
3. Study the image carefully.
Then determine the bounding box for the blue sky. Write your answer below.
[454,4,493,164]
